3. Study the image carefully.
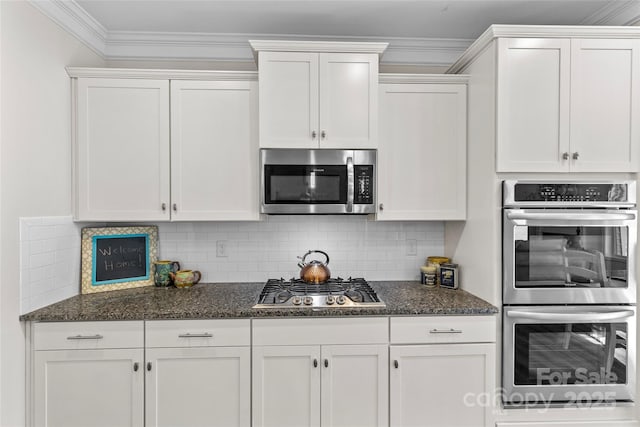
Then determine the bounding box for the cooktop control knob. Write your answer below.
[292,296,302,305]
[326,295,335,305]
[303,296,313,306]
[336,295,347,305]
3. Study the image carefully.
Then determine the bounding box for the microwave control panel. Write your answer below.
[354,165,374,204]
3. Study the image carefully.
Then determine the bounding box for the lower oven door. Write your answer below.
[503,305,636,407]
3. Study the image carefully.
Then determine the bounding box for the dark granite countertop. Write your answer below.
[20,281,498,322]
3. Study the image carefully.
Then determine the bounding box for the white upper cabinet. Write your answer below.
[251,41,386,149]
[496,37,640,172]
[74,78,171,221]
[170,80,259,221]
[70,69,260,221]
[378,76,467,220]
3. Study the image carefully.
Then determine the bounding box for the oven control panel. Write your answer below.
[505,181,634,205]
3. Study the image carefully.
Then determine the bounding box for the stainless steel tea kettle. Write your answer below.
[297,250,331,284]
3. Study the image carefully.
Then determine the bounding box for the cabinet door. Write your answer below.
[496,38,571,172]
[146,346,250,427]
[74,78,170,221]
[319,53,378,149]
[390,344,495,427]
[253,345,321,427]
[170,80,259,220]
[34,349,144,427]
[378,83,467,220]
[569,39,640,172]
[321,345,388,427]
[258,52,319,148]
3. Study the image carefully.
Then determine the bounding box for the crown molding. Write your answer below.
[32,0,471,67]
[379,73,469,84]
[581,0,640,26]
[29,0,107,58]
[447,24,640,74]
[66,67,257,80]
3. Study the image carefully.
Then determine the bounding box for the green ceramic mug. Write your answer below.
[153,260,181,287]
[170,270,202,288]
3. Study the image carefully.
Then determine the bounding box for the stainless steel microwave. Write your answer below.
[260,148,376,214]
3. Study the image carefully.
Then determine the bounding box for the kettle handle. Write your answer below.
[299,250,330,266]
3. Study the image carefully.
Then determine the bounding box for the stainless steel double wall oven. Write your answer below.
[502,180,637,407]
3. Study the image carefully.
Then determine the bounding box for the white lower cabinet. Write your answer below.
[145,319,251,427]
[252,318,389,427]
[32,321,145,427]
[389,316,497,427]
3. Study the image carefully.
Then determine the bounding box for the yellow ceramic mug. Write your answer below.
[170,270,202,288]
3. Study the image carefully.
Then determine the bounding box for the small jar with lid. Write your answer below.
[420,265,437,288]
[426,256,450,286]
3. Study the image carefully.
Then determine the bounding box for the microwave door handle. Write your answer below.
[347,157,354,213]
[506,211,636,221]
[506,309,635,322]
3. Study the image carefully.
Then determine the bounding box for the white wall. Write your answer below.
[0,2,106,425]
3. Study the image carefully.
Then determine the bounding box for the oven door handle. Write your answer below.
[506,309,635,322]
[506,211,637,221]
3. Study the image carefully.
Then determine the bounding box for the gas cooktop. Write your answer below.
[253,277,385,309]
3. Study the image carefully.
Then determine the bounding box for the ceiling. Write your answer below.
[33,0,640,66]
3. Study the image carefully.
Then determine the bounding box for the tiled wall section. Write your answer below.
[157,216,445,283]
[19,215,445,314]
[20,216,82,314]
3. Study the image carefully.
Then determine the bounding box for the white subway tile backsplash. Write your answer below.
[20,215,445,313]
[20,216,82,315]
[156,215,445,282]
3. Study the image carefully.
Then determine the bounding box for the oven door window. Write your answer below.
[514,322,628,386]
[265,165,347,204]
[514,225,629,289]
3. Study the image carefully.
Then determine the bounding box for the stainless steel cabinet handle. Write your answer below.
[67,334,103,340]
[346,156,354,213]
[311,130,317,139]
[429,328,463,334]
[133,362,139,372]
[324,359,329,368]
[321,130,326,139]
[147,362,152,371]
[178,333,213,338]
[313,359,318,368]
[572,152,580,160]
[394,360,399,369]
[161,203,167,211]
[562,152,569,160]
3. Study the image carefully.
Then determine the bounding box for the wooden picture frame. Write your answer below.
[81,226,159,294]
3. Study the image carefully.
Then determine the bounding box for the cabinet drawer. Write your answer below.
[146,319,250,348]
[33,321,144,350]
[390,316,496,344]
[253,317,388,345]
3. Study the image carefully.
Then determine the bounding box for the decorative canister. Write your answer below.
[420,265,437,288]
[439,263,459,289]
[426,256,450,285]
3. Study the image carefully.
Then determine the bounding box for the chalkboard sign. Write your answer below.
[81,226,158,294]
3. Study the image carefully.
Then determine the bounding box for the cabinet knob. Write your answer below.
[162,203,167,211]
[147,362,152,371]
[321,130,327,139]
[572,152,580,160]
[173,203,177,212]
[394,360,399,369]
[324,359,329,368]
[379,203,384,212]
[133,362,139,372]
[311,130,317,139]
[313,359,318,368]
[562,152,569,161]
